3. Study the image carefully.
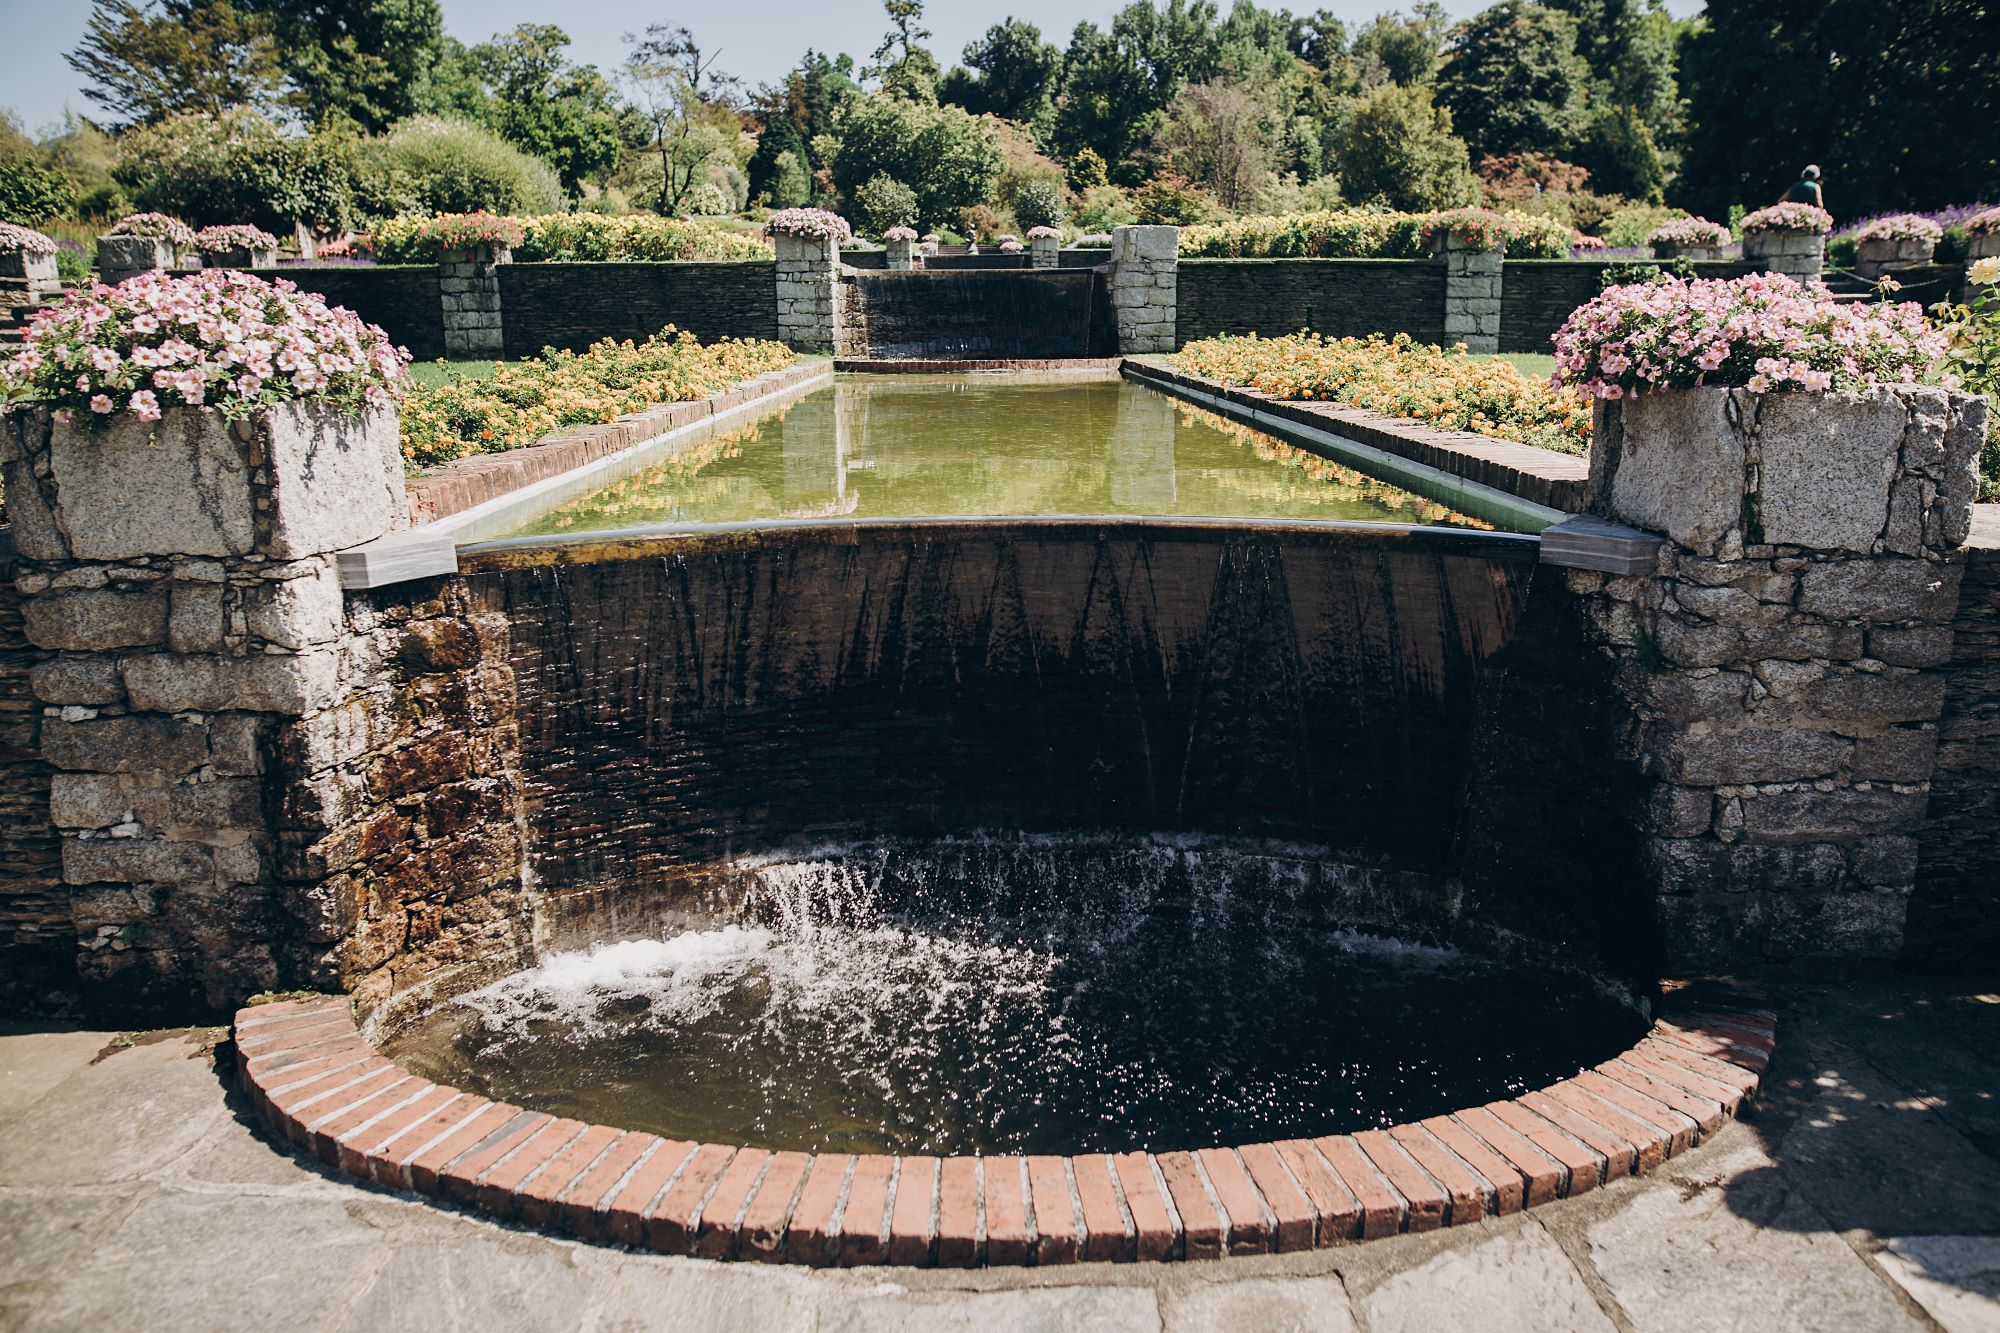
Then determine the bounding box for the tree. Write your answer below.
[114,109,360,232]
[852,173,918,231]
[1544,0,1683,199]
[1678,0,2000,220]
[471,25,622,195]
[621,23,740,217]
[1336,82,1477,210]
[66,0,286,126]
[1350,7,1446,90]
[747,116,813,207]
[240,0,449,131]
[1437,2,1590,162]
[1156,80,1276,212]
[941,20,1063,139]
[830,91,1001,227]
[869,0,941,98]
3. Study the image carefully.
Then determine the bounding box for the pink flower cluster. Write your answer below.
[1968,207,2000,237]
[882,226,919,242]
[764,208,852,243]
[194,224,281,253]
[1417,208,1512,252]
[1851,214,1944,245]
[1,269,408,425]
[1740,203,1834,236]
[1647,217,1732,249]
[1571,232,1608,252]
[409,211,526,254]
[106,213,197,246]
[1025,226,1062,241]
[1552,272,1947,400]
[0,223,58,256]
[999,239,1023,253]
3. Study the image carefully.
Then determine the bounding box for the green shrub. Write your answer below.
[852,174,920,234]
[381,212,772,263]
[114,111,359,235]
[361,116,562,219]
[1013,178,1066,231]
[0,153,75,223]
[1072,184,1136,233]
[1599,203,1683,250]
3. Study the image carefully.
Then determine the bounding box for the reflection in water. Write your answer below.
[502,375,1494,538]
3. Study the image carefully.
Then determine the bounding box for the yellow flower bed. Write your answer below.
[400,329,796,468]
[1173,332,1592,456]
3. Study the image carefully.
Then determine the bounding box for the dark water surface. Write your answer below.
[387,839,1645,1156]
[497,376,1500,539]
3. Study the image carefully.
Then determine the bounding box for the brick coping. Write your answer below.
[404,360,834,527]
[1124,358,1589,514]
[833,358,1126,375]
[235,984,1772,1267]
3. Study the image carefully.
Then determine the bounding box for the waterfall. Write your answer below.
[842,269,1105,358]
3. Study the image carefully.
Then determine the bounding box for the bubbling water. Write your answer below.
[386,836,1647,1156]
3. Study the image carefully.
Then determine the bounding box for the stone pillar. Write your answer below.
[96,236,173,287]
[1438,233,1502,353]
[1030,232,1061,270]
[439,243,508,359]
[1568,385,1986,973]
[886,234,918,272]
[1743,229,1825,281]
[775,231,841,353]
[1108,225,1178,354]
[0,402,409,1013]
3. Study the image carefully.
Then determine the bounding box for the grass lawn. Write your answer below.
[1498,352,1558,380]
[406,358,504,389]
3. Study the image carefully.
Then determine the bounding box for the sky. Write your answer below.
[1,0,1705,133]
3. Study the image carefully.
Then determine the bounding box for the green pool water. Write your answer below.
[494,375,1506,539]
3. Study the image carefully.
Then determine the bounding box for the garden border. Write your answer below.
[1123,358,1588,516]
[235,986,1772,1267]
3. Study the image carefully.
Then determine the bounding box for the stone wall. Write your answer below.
[1908,538,2000,970]
[1175,260,1448,347]
[499,263,778,356]
[1,402,411,1017]
[0,535,67,1007]
[252,266,447,362]
[1569,386,1986,973]
[1501,262,1759,354]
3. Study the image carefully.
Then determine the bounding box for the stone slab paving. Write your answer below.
[3,979,1998,1332]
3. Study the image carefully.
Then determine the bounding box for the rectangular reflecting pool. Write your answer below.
[479,374,1528,541]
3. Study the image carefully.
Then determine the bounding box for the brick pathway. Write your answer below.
[3,979,1997,1330]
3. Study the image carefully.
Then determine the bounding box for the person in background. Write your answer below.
[1782,164,1826,211]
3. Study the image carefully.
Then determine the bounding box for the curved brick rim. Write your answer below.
[234,985,1774,1266]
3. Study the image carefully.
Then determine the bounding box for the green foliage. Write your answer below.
[360,115,562,218]
[0,150,77,224]
[66,0,287,126]
[1574,102,1666,203]
[1132,172,1225,225]
[1438,2,1590,161]
[1679,0,2000,220]
[943,19,1063,141]
[1349,10,1444,89]
[1598,202,1684,249]
[1337,84,1478,211]
[1072,183,1138,232]
[1066,148,1109,191]
[853,174,920,233]
[242,0,449,132]
[114,109,358,232]
[1598,257,1694,289]
[830,92,1001,228]
[1012,178,1066,231]
[469,25,621,195]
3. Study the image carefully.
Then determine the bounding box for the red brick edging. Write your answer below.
[404,361,833,526]
[235,985,1772,1266]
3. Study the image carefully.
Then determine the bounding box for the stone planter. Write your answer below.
[774,231,842,352]
[96,235,174,285]
[1589,385,1983,560]
[1030,234,1061,270]
[1971,231,2000,262]
[886,234,918,272]
[0,249,57,283]
[1650,242,1725,262]
[1,401,408,563]
[200,246,279,271]
[1854,237,1936,279]
[1741,229,1825,280]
